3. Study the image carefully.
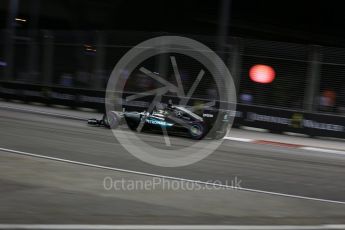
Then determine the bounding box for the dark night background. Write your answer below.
[1,0,345,113]
[1,0,345,47]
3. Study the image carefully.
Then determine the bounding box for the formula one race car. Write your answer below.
[88,102,230,140]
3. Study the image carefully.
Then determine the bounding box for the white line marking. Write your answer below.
[240,126,268,133]
[223,137,253,142]
[225,137,345,157]
[300,147,345,155]
[0,224,345,230]
[1,147,345,205]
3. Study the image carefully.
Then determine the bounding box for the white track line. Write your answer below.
[0,224,345,230]
[300,147,345,155]
[1,147,345,205]
[223,137,253,142]
[224,137,345,156]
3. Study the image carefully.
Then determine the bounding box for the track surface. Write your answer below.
[1,107,345,224]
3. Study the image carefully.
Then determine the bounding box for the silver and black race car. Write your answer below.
[88,103,230,140]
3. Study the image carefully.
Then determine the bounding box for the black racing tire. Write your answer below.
[106,111,121,129]
[189,124,205,140]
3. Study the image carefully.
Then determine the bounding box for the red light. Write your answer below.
[249,64,275,84]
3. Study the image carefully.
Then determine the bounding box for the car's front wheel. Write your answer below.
[105,111,121,129]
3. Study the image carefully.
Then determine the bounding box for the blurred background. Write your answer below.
[0,0,345,137]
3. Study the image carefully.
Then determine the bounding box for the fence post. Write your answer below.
[304,45,321,112]
[3,0,18,81]
[216,0,231,61]
[42,30,54,85]
[227,37,242,94]
[93,31,106,89]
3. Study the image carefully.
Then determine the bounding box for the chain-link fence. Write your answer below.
[1,30,345,116]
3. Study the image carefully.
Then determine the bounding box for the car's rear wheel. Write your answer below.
[189,124,205,140]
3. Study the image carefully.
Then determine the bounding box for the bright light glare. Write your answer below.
[15,18,26,22]
[249,64,275,84]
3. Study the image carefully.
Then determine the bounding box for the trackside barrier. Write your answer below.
[1,81,344,139]
[235,104,345,139]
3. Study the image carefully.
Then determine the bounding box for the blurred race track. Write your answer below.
[1,105,345,225]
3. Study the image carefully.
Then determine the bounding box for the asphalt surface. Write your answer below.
[1,106,345,225]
